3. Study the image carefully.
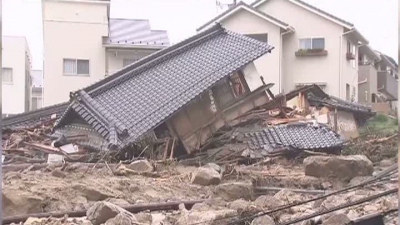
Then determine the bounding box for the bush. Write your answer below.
[374,114,388,123]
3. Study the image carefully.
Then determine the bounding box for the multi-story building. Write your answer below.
[42,0,169,106]
[197,0,369,101]
[31,70,44,110]
[2,36,32,116]
[358,46,398,112]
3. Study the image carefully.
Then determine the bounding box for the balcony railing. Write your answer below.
[377,71,398,100]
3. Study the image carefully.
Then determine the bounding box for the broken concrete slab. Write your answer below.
[87,201,135,225]
[191,167,221,186]
[303,155,373,181]
[214,182,254,201]
[2,190,44,217]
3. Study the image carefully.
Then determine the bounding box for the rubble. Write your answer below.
[250,214,275,225]
[86,201,137,225]
[303,155,374,181]
[191,167,222,186]
[214,182,254,201]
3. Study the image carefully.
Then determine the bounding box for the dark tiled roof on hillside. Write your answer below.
[307,95,374,115]
[55,24,275,150]
[3,102,69,130]
[246,122,343,153]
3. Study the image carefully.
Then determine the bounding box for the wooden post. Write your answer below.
[334,108,338,132]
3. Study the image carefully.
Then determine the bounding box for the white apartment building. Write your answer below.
[2,36,32,116]
[42,0,169,106]
[31,70,44,110]
[197,0,369,102]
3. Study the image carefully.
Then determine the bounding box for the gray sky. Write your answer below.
[3,0,398,70]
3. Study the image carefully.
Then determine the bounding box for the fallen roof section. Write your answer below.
[285,84,328,101]
[54,24,275,150]
[307,95,375,116]
[196,1,291,32]
[246,122,344,155]
[3,102,69,130]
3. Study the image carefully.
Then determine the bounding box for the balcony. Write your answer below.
[346,52,356,60]
[295,49,328,57]
[377,71,398,100]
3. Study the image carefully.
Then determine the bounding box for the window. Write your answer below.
[31,96,43,110]
[63,59,89,75]
[246,33,268,43]
[371,93,376,103]
[2,68,13,84]
[346,84,350,101]
[123,59,137,67]
[299,38,325,50]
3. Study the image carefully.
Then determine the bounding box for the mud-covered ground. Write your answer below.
[3,156,398,225]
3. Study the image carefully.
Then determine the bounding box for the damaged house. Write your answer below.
[285,84,375,139]
[51,24,276,156]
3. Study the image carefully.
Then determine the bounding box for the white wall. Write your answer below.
[212,9,282,94]
[2,36,31,114]
[42,0,109,106]
[341,36,359,101]
[256,0,350,98]
[106,49,157,75]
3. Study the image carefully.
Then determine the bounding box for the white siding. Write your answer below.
[2,36,31,114]
[42,0,109,106]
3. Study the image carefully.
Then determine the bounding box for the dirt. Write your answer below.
[3,157,398,225]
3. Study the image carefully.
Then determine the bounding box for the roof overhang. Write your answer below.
[359,45,381,61]
[343,28,369,45]
[197,2,290,32]
[103,43,167,51]
[252,0,353,29]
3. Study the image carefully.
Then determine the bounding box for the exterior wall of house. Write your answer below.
[256,0,350,98]
[42,0,109,106]
[358,64,378,104]
[105,49,158,75]
[2,36,32,114]
[215,9,281,94]
[341,36,359,102]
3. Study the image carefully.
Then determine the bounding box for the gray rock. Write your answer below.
[176,209,237,225]
[135,212,152,224]
[251,215,275,225]
[380,159,393,167]
[105,212,138,225]
[51,169,66,178]
[2,191,44,217]
[304,155,373,181]
[106,198,130,207]
[87,201,134,225]
[74,184,113,201]
[127,160,154,173]
[254,195,284,209]
[322,213,350,225]
[229,199,250,212]
[203,163,222,174]
[348,176,372,186]
[191,167,221,186]
[215,182,254,201]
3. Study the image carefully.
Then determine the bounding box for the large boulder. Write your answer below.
[303,155,373,181]
[87,201,136,225]
[127,160,154,173]
[2,190,44,217]
[105,212,138,225]
[251,215,275,225]
[74,184,114,201]
[191,167,221,186]
[214,182,254,201]
[322,213,350,225]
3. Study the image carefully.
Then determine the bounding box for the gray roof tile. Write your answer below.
[246,122,343,153]
[55,24,274,150]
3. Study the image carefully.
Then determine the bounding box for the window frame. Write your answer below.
[63,58,90,76]
[298,37,325,50]
[2,67,13,85]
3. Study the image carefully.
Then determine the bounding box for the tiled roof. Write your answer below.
[3,102,69,130]
[251,0,354,28]
[307,94,375,115]
[285,84,328,101]
[246,122,343,154]
[55,24,274,150]
[104,18,170,47]
[196,1,289,32]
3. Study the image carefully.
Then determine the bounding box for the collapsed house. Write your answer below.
[285,85,376,139]
[50,24,276,156]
